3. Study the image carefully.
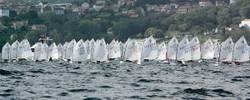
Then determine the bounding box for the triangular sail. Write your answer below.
[18,39,33,60]
[201,38,214,59]
[177,37,191,61]
[73,40,87,62]
[57,43,63,59]
[233,36,249,62]
[1,42,11,60]
[124,39,142,62]
[48,43,59,60]
[213,41,220,59]
[219,37,234,62]
[190,37,201,60]
[66,39,76,60]
[157,42,167,61]
[93,39,108,62]
[167,36,178,60]
[10,41,19,60]
[141,36,158,60]
[108,40,121,59]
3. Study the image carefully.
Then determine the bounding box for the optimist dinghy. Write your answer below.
[233,36,249,64]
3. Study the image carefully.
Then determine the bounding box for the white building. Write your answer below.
[199,0,213,7]
[0,8,9,17]
[239,19,250,28]
[230,0,237,4]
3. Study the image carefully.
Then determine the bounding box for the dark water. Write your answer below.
[0,61,250,100]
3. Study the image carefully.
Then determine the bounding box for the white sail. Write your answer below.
[167,36,178,60]
[89,39,95,60]
[33,42,48,61]
[190,37,201,60]
[124,39,142,62]
[201,38,214,59]
[10,41,19,60]
[18,39,33,60]
[73,40,87,62]
[62,42,68,60]
[93,39,108,62]
[1,42,11,60]
[219,37,234,62]
[233,36,249,62]
[48,43,59,60]
[66,39,76,61]
[177,37,191,61]
[57,43,63,59]
[141,36,158,60]
[213,41,220,59]
[157,42,167,60]
[108,40,121,59]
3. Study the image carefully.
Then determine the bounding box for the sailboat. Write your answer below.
[1,42,11,61]
[219,37,234,63]
[65,39,76,61]
[18,39,33,60]
[124,39,142,64]
[57,43,63,60]
[213,41,220,59]
[190,36,201,61]
[177,36,191,64]
[48,43,59,61]
[233,36,249,64]
[73,40,87,63]
[141,36,158,61]
[33,42,48,61]
[157,42,167,61]
[92,39,108,62]
[89,39,95,61]
[201,38,214,60]
[167,36,178,62]
[108,40,121,60]
[10,40,19,60]
[62,42,68,61]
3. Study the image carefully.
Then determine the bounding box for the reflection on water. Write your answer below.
[0,61,250,99]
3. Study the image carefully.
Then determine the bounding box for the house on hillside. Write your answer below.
[0,7,9,17]
[31,24,47,31]
[239,19,250,29]
[199,0,213,7]
[177,4,194,14]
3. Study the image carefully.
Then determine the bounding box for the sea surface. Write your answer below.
[0,60,250,100]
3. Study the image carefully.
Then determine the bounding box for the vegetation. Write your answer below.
[1,0,250,48]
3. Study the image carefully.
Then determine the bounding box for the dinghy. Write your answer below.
[92,39,108,62]
[157,42,167,61]
[167,36,178,61]
[89,39,95,61]
[177,36,191,63]
[233,36,249,63]
[219,37,234,63]
[18,39,33,60]
[141,36,158,61]
[33,42,48,61]
[57,43,63,60]
[213,41,220,59]
[10,41,19,60]
[48,43,59,61]
[201,38,214,60]
[190,37,201,61]
[124,39,142,64]
[62,42,68,61]
[1,42,11,61]
[108,40,121,60]
[73,40,87,63]
[65,39,76,61]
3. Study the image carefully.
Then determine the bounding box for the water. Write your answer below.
[0,61,250,99]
